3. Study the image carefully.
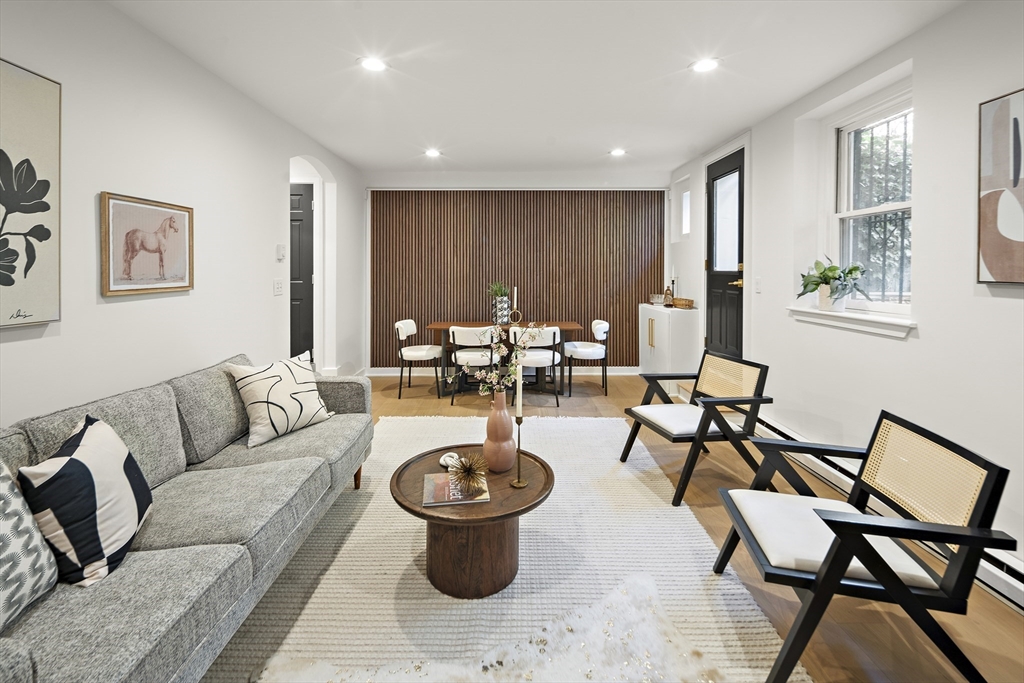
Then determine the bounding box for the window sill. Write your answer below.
[786,306,917,339]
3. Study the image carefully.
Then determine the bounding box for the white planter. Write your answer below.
[817,284,848,312]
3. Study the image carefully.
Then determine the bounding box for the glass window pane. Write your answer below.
[713,171,740,271]
[850,109,913,210]
[842,209,912,303]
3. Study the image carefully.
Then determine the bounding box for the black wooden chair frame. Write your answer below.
[619,351,771,506]
[511,326,561,408]
[713,410,1015,683]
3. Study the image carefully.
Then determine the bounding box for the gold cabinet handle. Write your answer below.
[648,318,654,347]
[728,279,744,287]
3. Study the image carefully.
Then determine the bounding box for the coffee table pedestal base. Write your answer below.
[426,518,519,599]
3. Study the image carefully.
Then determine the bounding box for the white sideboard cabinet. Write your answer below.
[637,304,701,388]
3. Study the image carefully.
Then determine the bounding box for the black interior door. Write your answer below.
[705,149,744,358]
[290,184,314,360]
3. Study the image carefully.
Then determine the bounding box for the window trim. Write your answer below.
[822,84,913,315]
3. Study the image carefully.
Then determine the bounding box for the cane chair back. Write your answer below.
[862,419,986,532]
[693,352,767,421]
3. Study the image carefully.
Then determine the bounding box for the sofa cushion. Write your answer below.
[133,458,329,577]
[0,427,34,476]
[2,545,250,683]
[166,354,252,465]
[189,413,372,490]
[1,463,58,632]
[18,417,152,587]
[17,384,186,489]
[226,354,332,448]
[0,637,34,683]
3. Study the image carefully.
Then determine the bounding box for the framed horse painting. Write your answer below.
[100,192,193,296]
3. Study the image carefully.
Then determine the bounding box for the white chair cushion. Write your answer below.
[630,403,725,437]
[519,349,561,367]
[564,341,606,360]
[453,348,493,366]
[400,344,442,361]
[729,489,938,590]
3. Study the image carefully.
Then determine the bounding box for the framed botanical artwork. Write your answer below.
[100,192,193,296]
[0,59,61,327]
[978,87,1023,284]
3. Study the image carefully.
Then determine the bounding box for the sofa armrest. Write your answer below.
[316,375,371,414]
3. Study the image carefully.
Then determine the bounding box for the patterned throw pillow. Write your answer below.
[17,416,152,587]
[1,462,58,630]
[226,352,333,448]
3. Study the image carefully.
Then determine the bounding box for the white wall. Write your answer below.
[669,0,1024,561]
[0,0,366,426]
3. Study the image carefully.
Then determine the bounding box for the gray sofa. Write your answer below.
[0,354,373,683]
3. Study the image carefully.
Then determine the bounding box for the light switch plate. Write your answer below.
[755,277,762,293]
[273,278,284,296]
[276,244,286,261]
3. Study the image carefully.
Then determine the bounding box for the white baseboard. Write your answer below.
[318,366,339,377]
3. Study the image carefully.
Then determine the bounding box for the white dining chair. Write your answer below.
[563,319,609,396]
[510,326,561,407]
[448,325,496,405]
[395,319,443,399]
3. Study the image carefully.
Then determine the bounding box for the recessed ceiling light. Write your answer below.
[359,57,387,72]
[690,58,720,73]
[610,148,626,157]
[425,149,441,158]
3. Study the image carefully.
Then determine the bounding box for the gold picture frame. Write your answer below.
[100,192,193,296]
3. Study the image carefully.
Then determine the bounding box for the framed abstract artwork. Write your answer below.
[978,88,1023,284]
[100,192,193,296]
[0,59,61,327]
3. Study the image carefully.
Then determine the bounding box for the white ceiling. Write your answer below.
[110,0,960,176]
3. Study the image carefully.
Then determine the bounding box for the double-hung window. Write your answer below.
[835,103,913,309]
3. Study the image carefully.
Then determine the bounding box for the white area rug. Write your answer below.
[205,417,811,683]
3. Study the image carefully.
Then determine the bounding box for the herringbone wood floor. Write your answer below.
[370,373,1024,683]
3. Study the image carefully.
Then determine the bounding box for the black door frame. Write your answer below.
[705,147,745,358]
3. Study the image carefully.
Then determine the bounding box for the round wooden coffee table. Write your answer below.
[390,443,554,599]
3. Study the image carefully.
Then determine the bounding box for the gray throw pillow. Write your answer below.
[1,462,58,631]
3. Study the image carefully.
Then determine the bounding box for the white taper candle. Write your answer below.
[513,286,517,309]
[516,365,523,418]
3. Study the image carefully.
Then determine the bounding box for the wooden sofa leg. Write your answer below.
[353,466,362,490]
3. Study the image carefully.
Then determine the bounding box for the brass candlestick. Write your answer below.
[509,307,523,324]
[510,415,527,488]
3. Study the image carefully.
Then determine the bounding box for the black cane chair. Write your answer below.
[620,350,771,506]
[713,410,1015,682]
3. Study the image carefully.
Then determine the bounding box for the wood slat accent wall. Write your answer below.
[370,189,664,368]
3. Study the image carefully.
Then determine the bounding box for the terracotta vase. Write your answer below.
[482,390,516,472]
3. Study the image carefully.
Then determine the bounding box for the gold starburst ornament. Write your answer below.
[447,452,488,495]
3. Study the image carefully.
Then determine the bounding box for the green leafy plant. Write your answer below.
[486,281,509,297]
[797,256,871,301]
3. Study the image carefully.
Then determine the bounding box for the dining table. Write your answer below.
[426,320,584,397]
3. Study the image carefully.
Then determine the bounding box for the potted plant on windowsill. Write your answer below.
[488,281,511,324]
[798,257,870,313]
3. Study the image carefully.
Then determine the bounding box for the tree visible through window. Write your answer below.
[838,108,912,304]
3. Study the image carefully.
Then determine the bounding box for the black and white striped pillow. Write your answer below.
[17,416,152,586]
[226,352,333,447]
